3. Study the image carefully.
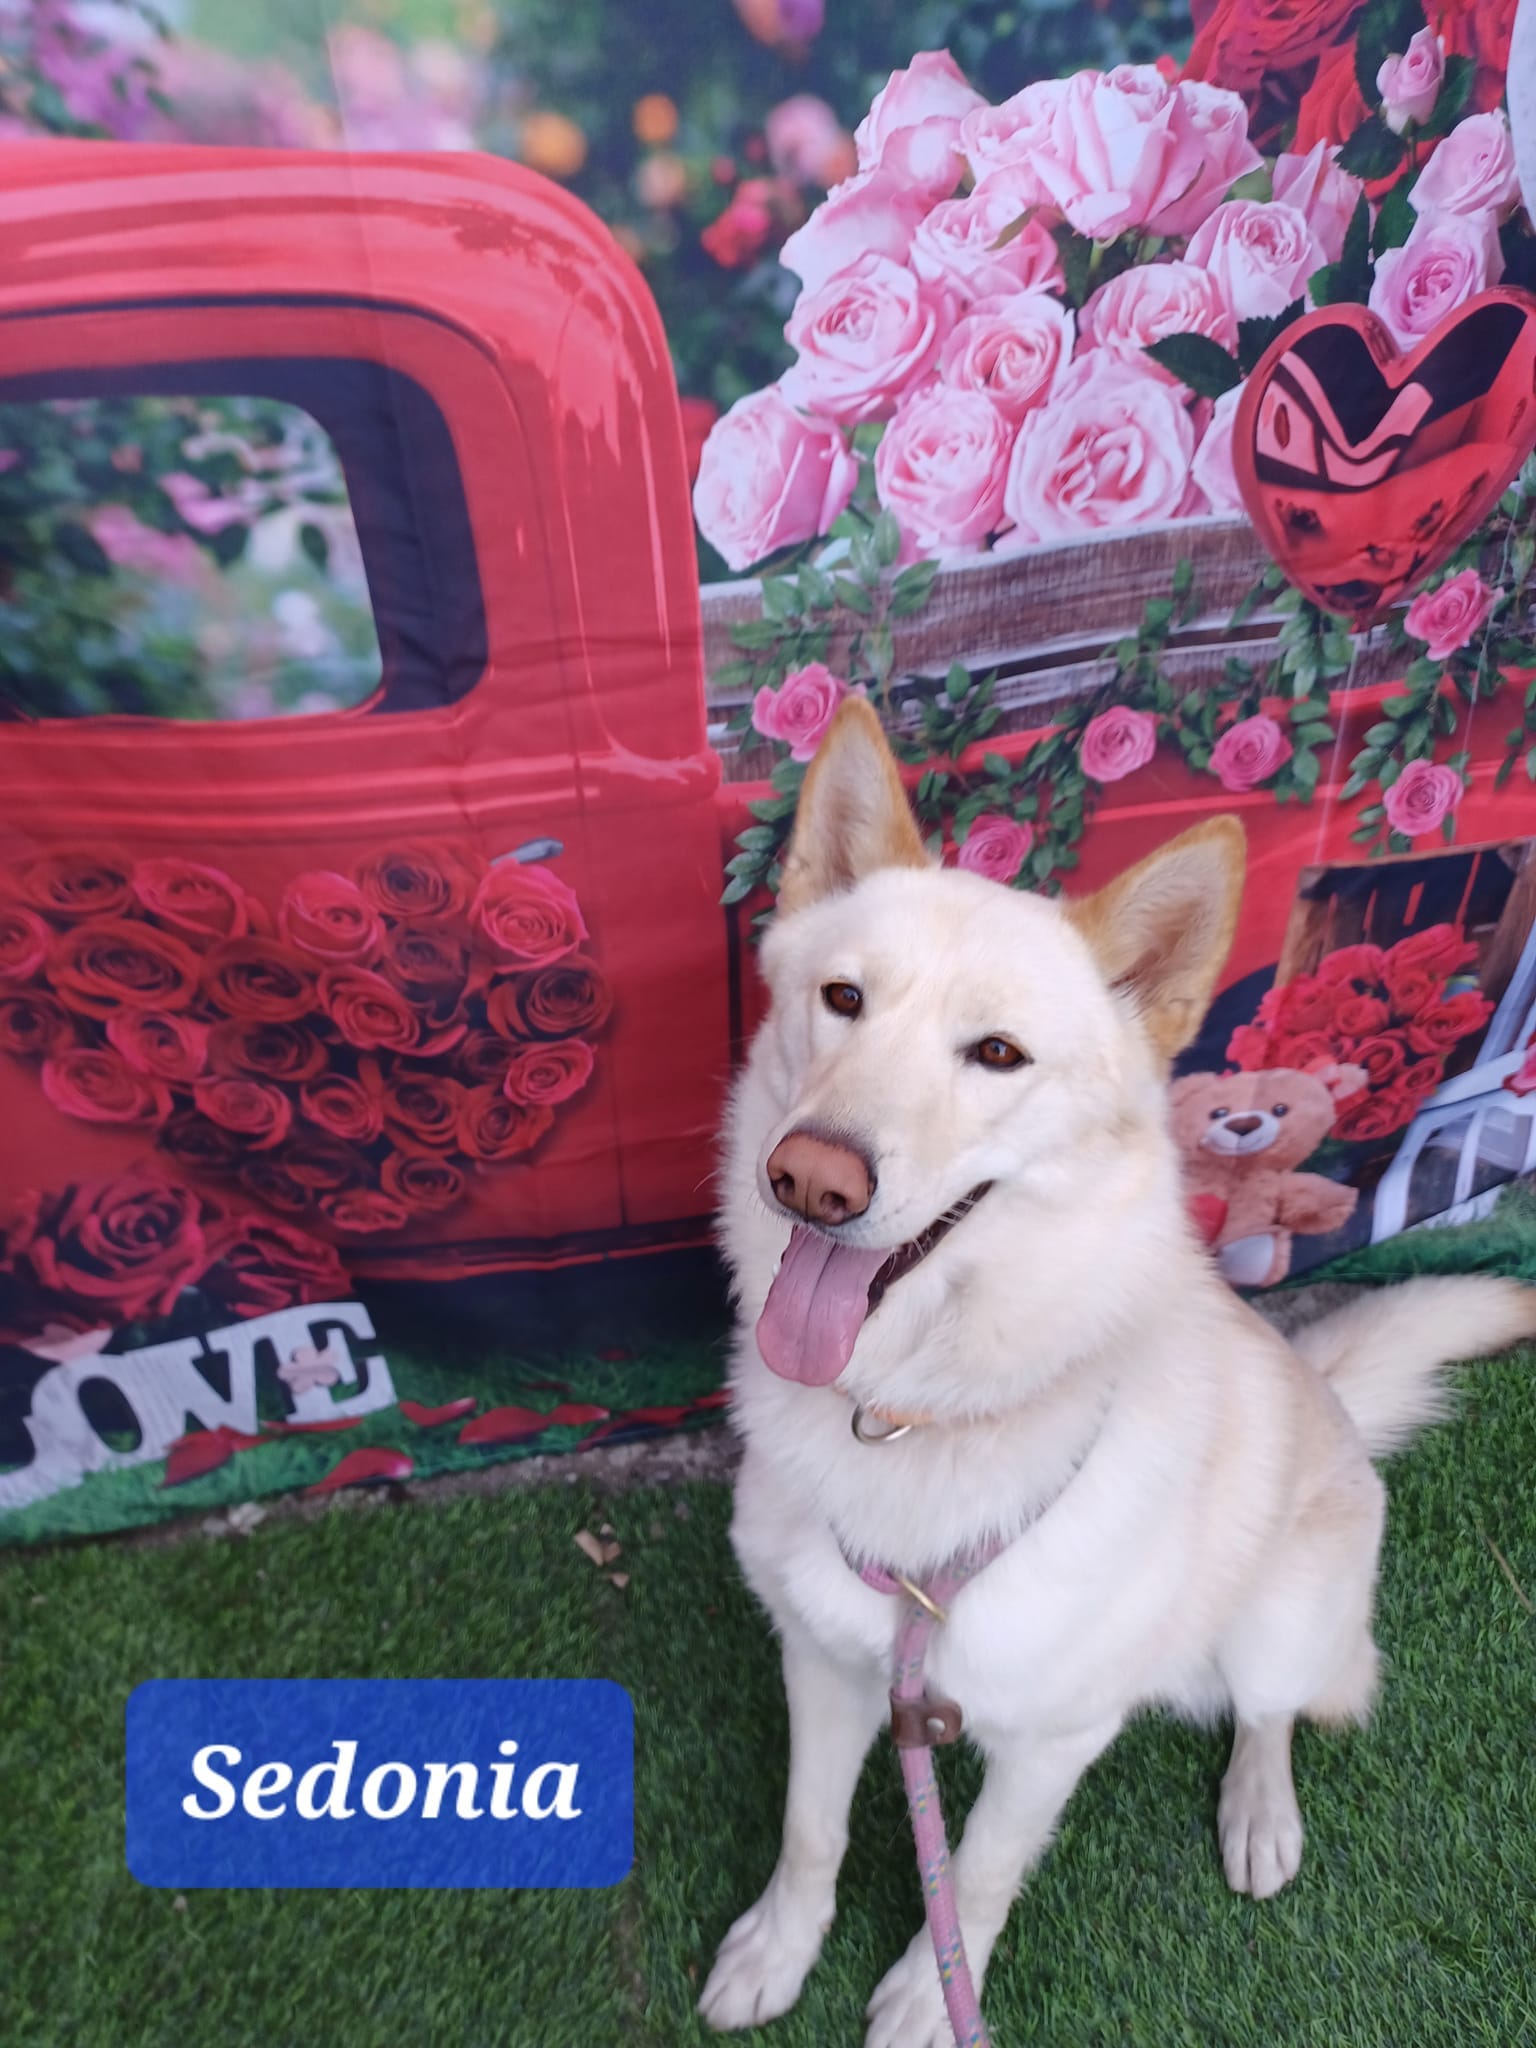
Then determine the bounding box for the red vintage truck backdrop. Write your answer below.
[4,0,1536,1538]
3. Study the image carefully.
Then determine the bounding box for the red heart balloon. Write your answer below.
[1234,289,1536,624]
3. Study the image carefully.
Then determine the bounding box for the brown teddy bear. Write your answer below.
[1169,1064,1366,1288]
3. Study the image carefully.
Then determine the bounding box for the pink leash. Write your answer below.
[854,1545,1005,2048]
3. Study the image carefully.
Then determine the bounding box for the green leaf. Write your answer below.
[945,661,970,704]
[761,578,800,622]
[1226,165,1273,204]
[1236,301,1305,376]
[1354,0,1428,107]
[1372,178,1416,258]
[1308,195,1372,307]
[1294,722,1335,746]
[982,752,1010,778]
[1527,744,1536,781]
[872,511,902,569]
[711,659,755,690]
[865,624,895,683]
[1365,720,1400,746]
[1496,751,1517,789]
[735,824,779,852]
[851,422,886,460]
[1051,224,1095,308]
[52,522,113,577]
[833,577,873,615]
[1341,771,1370,799]
[890,559,938,617]
[1336,116,1407,182]
[987,207,1036,251]
[730,619,784,650]
[798,564,835,612]
[299,522,329,571]
[1142,333,1240,400]
[1358,803,1386,825]
[1293,748,1321,791]
[720,873,756,907]
[1351,823,1381,844]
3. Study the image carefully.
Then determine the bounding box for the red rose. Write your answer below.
[455,1085,554,1162]
[1387,925,1479,981]
[1293,42,1372,154]
[299,1065,385,1144]
[1333,994,1389,1040]
[457,1030,513,1087]
[208,1017,327,1083]
[106,1010,209,1083]
[317,967,422,1052]
[1256,976,1338,1037]
[502,1039,595,1106]
[50,917,202,1017]
[8,1168,209,1321]
[383,1072,464,1154]
[1353,1034,1406,1087]
[355,844,478,920]
[159,1109,246,1174]
[470,863,587,967]
[380,924,480,1005]
[203,1214,350,1317]
[0,992,72,1058]
[273,1134,373,1193]
[192,1075,293,1150]
[1441,0,1516,112]
[132,859,254,944]
[1185,0,1358,89]
[1226,1022,1272,1071]
[319,1187,411,1235]
[1333,1084,1417,1142]
[203,938,317,1023]
[18,847,134,922]
[505,958,613,1041]
[280,871,385,966]
[1382,959,1440,1019]
[0,903,52,983]
[1316,944,1387,989]
[381,1153,466,1213]
[42,1047,171,1127]
[238,1155,313,1216]
[1401,1054,1446,1096]
[1406,991,1493,1057]
[1262,1030,1338,1072]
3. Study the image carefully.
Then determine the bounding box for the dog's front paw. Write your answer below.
[1219,1770,1304,1899]
[863,1934,955,2048]
[698,1874,831,2032]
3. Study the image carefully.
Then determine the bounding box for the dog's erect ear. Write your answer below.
[777,697,928,915]
[1067,817,1246,1059]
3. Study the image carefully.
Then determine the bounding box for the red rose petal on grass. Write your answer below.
[305,1447,414,1494]
[457,1401,609,1446]
[399,1397,478,1427]
[577,1395,729,1447]
[162,1425,266,1487]
[692,1389,731,1409]
[260,1416,364,1434]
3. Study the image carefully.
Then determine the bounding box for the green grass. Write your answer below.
[2,1337,1534,2048]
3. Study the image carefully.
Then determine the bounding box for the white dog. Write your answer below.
[701,698,1536,2048]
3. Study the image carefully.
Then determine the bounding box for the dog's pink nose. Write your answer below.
[766,1131,872,1226]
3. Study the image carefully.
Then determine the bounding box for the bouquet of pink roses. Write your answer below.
[693,35,1534,575]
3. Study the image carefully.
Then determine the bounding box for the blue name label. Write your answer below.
[126,1679,633,1889]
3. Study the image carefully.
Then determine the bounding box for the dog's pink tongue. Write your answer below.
[756,1226,890,1385]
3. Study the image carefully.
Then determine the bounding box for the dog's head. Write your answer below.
[743,699,1245,1385]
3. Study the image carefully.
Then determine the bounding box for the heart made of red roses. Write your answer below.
[1234,289,1536,626]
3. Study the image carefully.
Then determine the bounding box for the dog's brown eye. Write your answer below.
[972,1035,1028,1071]
[822,982,863,1019]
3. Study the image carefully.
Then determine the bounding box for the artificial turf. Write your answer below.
[2,1324,1533,2048]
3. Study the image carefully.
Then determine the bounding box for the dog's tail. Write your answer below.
[1290,1276,1536,1458]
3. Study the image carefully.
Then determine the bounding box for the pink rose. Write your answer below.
[1025,67,1257,243]
[1190,386,1245,513]
[1368,208,1502,349]
[853,50,985,200]
[765,96,855,189]
[1080,261,1237,377]
[1080,705,1158,783]
[1403,569,1499,659]
[693,383,857,572]
[1378,30,1444,134]
[938,291,1073,423]
[778,168,932,293]
[910,183,1064,306]
[956,813,1034,883]
[1271,142,1364,265]
[874,385,1011,557]
[1003,356,1195,544]
[1210,713,1293,791]
[1149,81,1265,238]
[752,663,854,760]
[1184,200,1325,323]
[1383,759,1465,838]
[960,80,1068,197]
[782,254,952,426]
[1410,110,1519,219]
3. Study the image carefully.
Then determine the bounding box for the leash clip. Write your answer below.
[889,1691,963,1749]
[851,1404,915,1446]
